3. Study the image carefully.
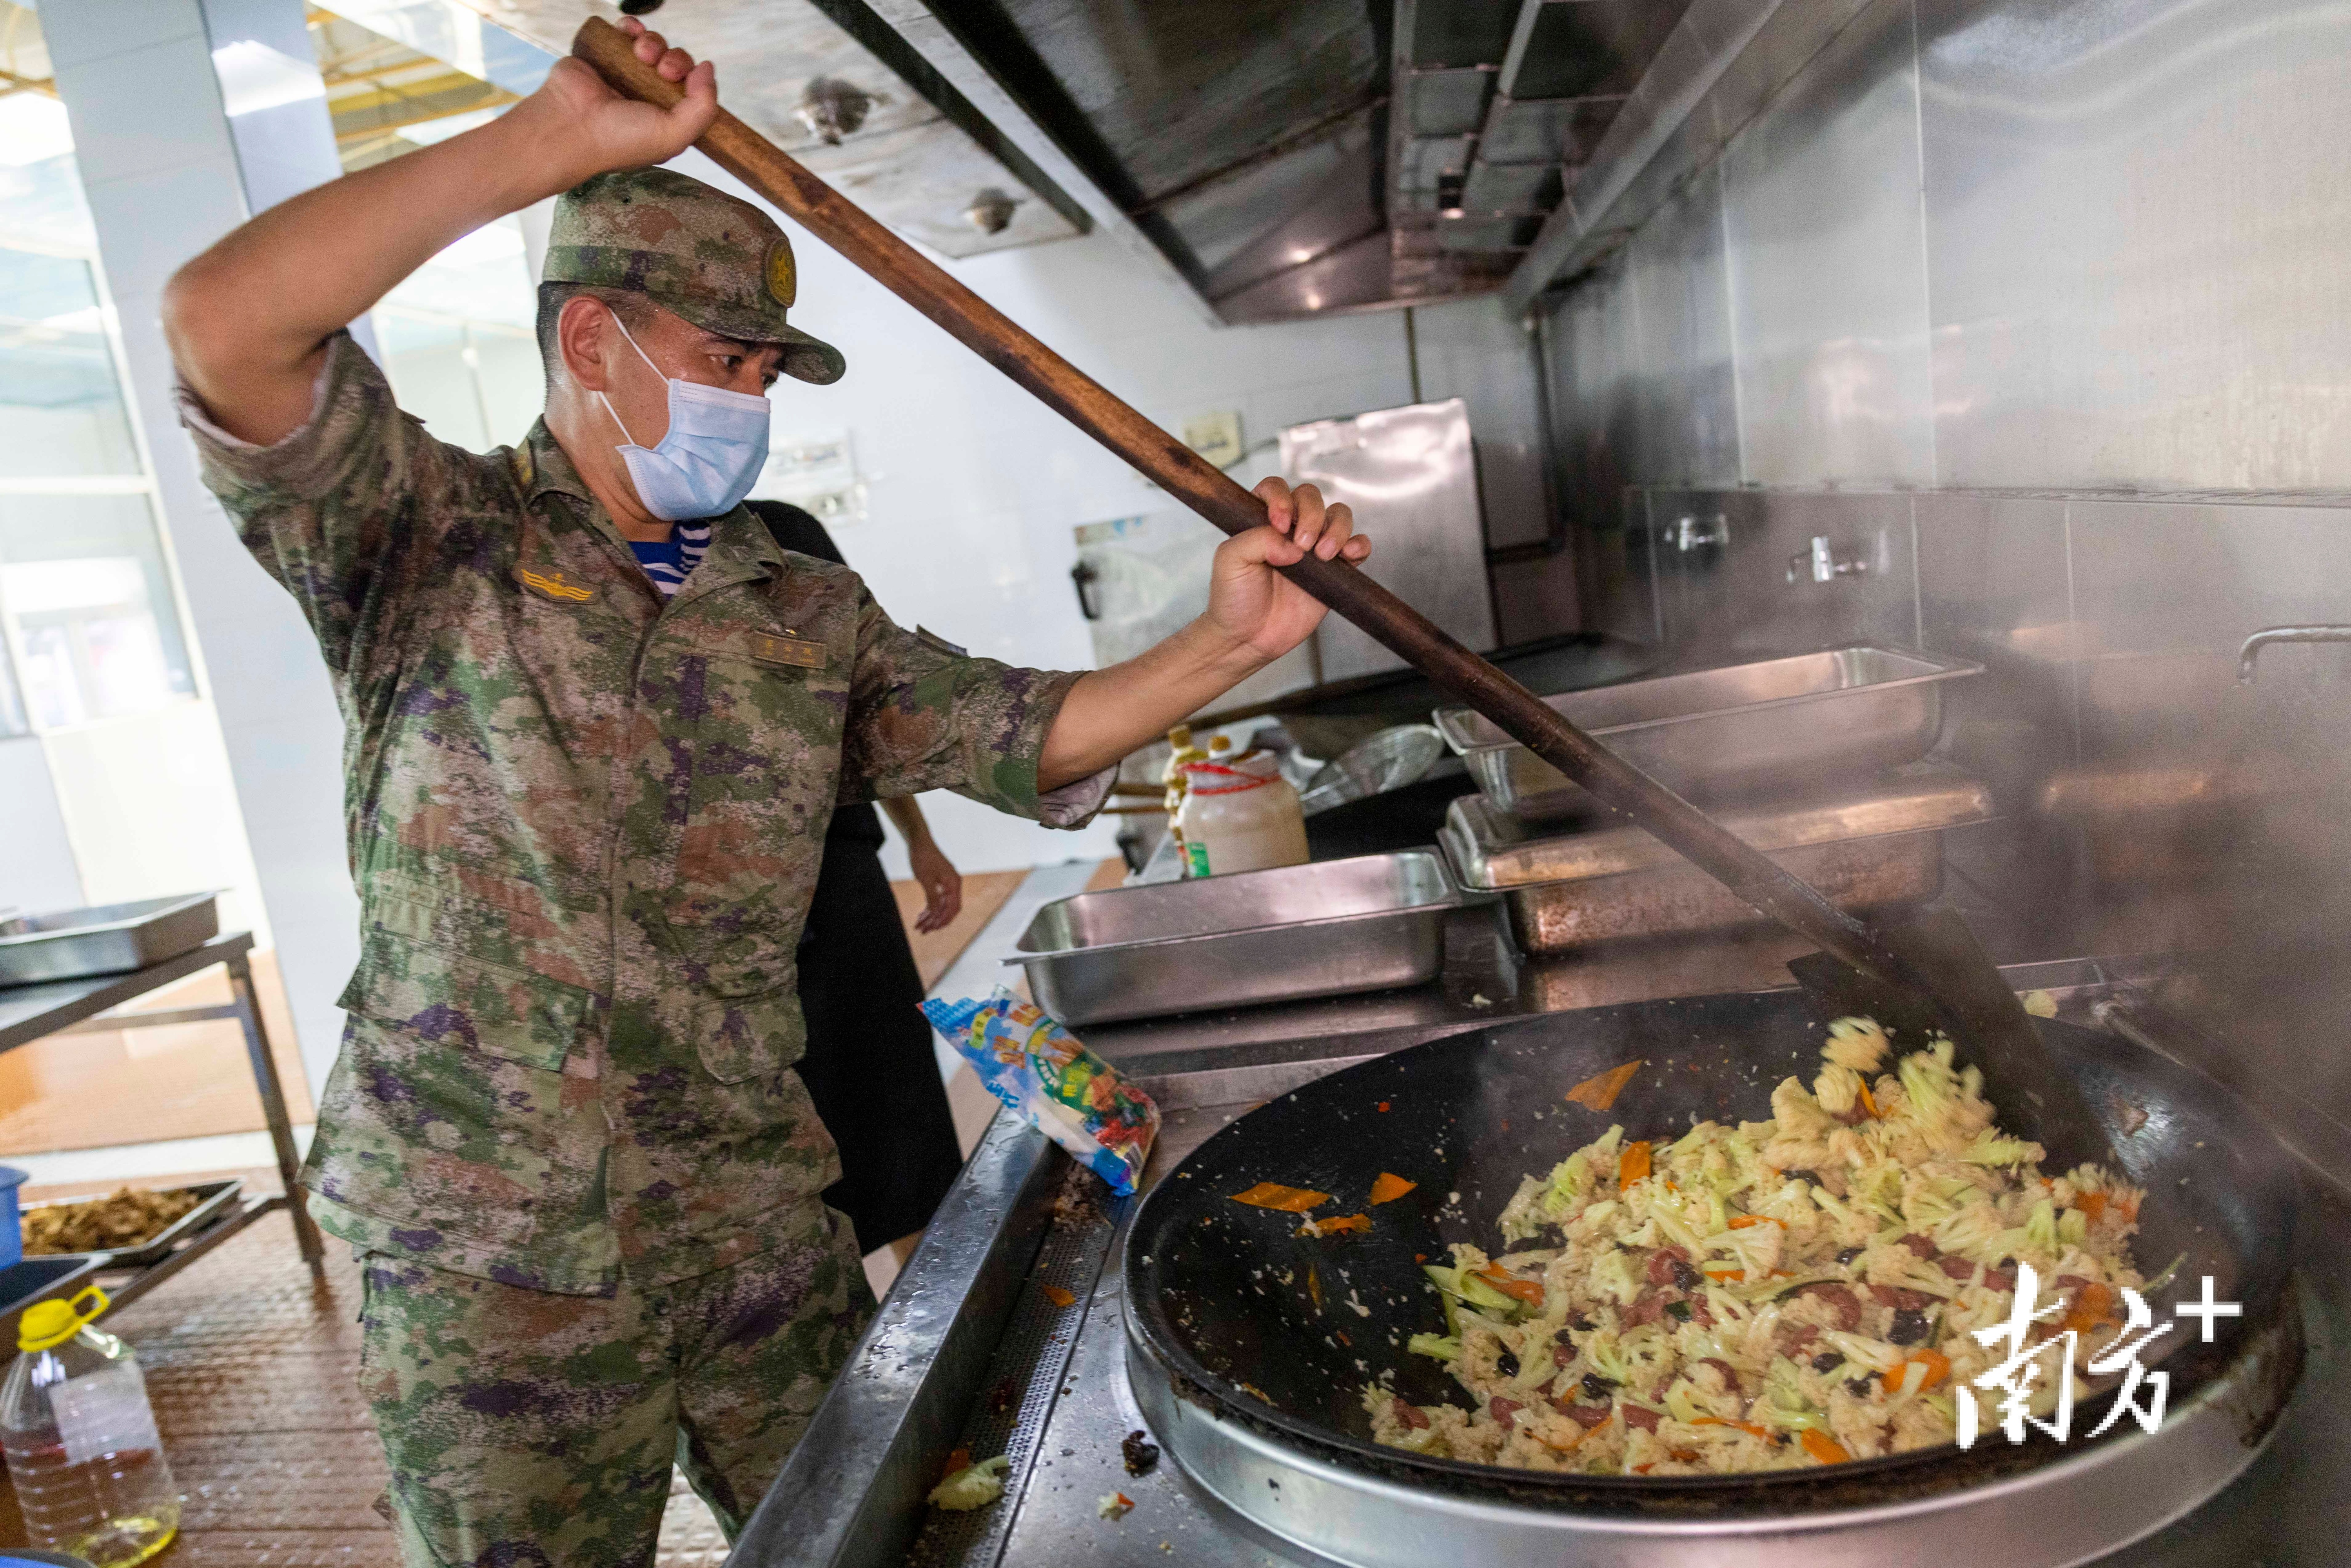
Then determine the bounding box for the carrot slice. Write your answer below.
[1907,1349,1951,1391]
[1301,1213,1371,1236]
[1703,1266,1746,1282]
[1567,1059,1644,1112]
[1041,1285,1075,1308]
[1801,1430,1852,1465]
[2075,1191,2108,1221]
[2059,1281,2116,1335]
[1694,1416,1771,1438]
[1728,1215,1786,1230]
[1232,1182,1331,1212]
[1856,1080,1882,1120]
[1307,1266,1323,1312]
[1477,1263,1547,1307]
[1369,1172,1418,1205]
[1618,1141,1652,1190]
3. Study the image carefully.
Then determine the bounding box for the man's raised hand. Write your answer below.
[527,18,719,184]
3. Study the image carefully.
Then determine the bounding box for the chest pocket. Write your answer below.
[664,624,847,902]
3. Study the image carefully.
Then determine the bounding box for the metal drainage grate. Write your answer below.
[906,1191,1127,1568]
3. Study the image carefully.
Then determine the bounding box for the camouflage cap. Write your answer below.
[545,167,845,386]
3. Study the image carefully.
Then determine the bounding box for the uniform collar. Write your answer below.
[517,419,596,505]
[516,419,785,597]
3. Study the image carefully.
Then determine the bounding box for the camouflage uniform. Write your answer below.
[177,169,1106,1568]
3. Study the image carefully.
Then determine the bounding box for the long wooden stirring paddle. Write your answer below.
[569,16,2113,1167]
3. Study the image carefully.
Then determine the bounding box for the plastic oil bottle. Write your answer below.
[1,1288,180,1568]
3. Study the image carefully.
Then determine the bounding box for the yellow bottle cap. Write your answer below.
[19,1286,108,1352]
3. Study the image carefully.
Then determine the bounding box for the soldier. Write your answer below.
[161,20,1368,1568]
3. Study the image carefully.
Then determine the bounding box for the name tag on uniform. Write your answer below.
[746,632,827,670]
[514,565,599,605]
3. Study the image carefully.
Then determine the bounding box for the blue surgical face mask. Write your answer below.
[596,314,772,522]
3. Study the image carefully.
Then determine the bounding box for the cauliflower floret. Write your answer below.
[1764,1078,1839,1172]
[1814,1063,1864,1118]
[1823,1016,1891,1073]
[928,1455,1009,1511]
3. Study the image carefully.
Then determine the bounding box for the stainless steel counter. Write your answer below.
[735,947,2351,1568]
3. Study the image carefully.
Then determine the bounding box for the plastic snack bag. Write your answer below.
[920,989,1159,1196]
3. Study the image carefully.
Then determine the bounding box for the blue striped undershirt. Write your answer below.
[627,523,713,598]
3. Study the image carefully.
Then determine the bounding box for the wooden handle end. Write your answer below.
[570,15,686,109]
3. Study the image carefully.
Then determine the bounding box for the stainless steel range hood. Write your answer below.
[866,0,1710,323]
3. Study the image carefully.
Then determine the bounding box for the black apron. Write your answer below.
[753,502,966,1253]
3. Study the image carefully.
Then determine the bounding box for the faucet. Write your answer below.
[1786,535,1868,584]
[2237,625,2351,684]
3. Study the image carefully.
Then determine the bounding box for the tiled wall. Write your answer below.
[1539,0,2351,1169]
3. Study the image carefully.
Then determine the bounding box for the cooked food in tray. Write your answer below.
[23,1186,205,1256]
[1367,1018,2149,1475]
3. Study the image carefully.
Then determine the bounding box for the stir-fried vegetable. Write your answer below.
[1368,1017,2148,1476]
[928,1454,1010,1510]
[1566,1059,1644,1112]
[1233,1182,1331,1211]
[1369,1172,1418,1205]
[1799,1430,1852,1465]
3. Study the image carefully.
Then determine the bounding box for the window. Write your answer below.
[0,56,197,735]
[371,216,542,452]
[0,495,195,728]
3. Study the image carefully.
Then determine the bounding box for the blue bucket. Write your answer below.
[0,1167,27,1271]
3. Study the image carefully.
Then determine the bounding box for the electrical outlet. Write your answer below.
[1182,410,1244,469]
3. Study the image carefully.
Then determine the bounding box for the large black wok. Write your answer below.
[1126,989,2301,1511]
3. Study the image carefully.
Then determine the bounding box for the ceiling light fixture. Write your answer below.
[964,187,1018,235]
[795,77,873,145]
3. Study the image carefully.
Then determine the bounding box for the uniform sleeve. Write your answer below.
[838,586,1113,827]
[176,330,463,679]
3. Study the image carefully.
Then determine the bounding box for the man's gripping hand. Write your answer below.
[522,18,719,188]
[1201,478,1372,666]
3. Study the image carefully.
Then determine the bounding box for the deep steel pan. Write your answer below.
[1126,990,2299,1517]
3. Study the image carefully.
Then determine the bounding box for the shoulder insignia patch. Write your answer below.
[915,624,969,659]
[746,632,826,670]
[515,565,598,604]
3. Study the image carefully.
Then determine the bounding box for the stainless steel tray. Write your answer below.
[1006,850,1469,1025]
[1433,645,1981,821]
[1440,767,1994,953]
[0,893,220,987]
[23,1178,245,1269]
